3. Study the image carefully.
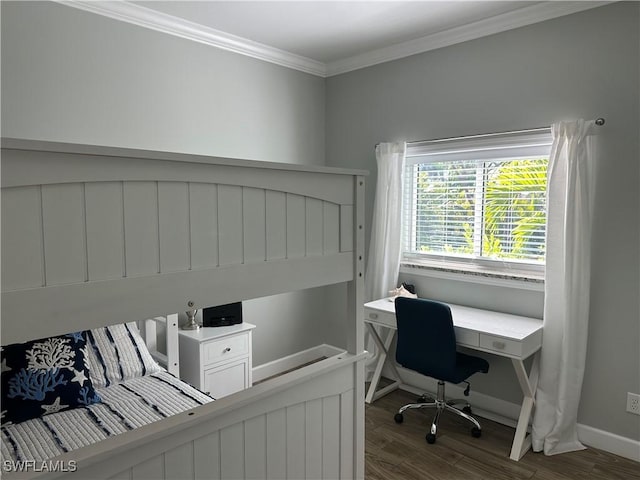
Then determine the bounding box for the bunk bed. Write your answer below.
[1,138,367,480]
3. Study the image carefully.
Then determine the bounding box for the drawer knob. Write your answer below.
[224,347,231,353]
[492,341,506,350]
[369,313,378,320]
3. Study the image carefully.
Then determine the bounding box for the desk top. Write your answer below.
[364,298,543,359]
[365,298,541,340]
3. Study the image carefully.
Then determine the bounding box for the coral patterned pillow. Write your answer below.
[1,331,101,425]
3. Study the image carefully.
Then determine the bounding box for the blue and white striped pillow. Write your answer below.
[85,323,162,388]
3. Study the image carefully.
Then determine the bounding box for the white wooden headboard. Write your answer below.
[1,139,366,345]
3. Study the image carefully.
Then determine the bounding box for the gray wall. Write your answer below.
[1,1,327,366]
[326,3,640,441]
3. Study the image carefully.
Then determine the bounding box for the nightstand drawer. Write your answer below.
[202,332,249,366]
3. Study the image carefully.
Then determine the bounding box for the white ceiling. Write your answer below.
[68,1,610,76]
[132,1,541,63]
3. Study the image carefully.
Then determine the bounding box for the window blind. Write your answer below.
[402,129,552,265]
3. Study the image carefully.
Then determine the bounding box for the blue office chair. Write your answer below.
[393,297,489,444]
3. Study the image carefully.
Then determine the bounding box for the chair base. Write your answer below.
[394,381,482,443]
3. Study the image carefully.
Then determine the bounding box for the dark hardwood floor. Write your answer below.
[365,388,640,480]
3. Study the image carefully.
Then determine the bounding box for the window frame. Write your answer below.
[401,129,552,279]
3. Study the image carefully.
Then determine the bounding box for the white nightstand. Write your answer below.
[178,323,256,399]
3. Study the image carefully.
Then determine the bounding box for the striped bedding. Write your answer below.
[1,371,213,463]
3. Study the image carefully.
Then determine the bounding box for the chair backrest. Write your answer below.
[395,297,457,381]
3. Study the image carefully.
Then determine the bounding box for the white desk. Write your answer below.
[364,297,543,461]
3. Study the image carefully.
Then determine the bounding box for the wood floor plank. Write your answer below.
[396,443,485,480]
[517,448,598,479]
[366,388,639,480]
[365,432,400,467]
[374,424,463,466]
[529,468,577,480]
[365,450,407,480]
[437,435,536,480]
[385,459,462,480]
[591,462,640,480]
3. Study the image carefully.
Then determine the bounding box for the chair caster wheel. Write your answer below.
[463,406,472,414]
[394,413,404,424]
[426,433,436,444]
[471,427,482,438]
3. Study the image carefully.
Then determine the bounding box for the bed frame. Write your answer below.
[1,138,367,480]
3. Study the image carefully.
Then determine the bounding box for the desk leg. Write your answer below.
[364,324,401,404]
[510,353,540,461]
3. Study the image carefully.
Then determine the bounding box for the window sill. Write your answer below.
[400,261,544,292]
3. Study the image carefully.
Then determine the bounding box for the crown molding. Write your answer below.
[56,0,327,77]
[57,1,612,79]
[326,1,613,76]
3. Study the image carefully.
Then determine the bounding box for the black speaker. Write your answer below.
[202,302,243,327]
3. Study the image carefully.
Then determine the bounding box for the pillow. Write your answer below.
[84,322,162,388]
[1,331,101,425]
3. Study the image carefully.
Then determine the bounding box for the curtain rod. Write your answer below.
[375,118,605,150]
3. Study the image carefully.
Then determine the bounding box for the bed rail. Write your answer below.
[1,139,366,345]
[139,315,179,376]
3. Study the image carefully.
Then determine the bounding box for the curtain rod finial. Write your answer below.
[595,118,605,126]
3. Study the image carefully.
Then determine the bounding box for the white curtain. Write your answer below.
[532,119,597,455]
[365,142,406,301]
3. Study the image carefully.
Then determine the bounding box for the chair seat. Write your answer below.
[448,352,490,385]
[408,351,489,385]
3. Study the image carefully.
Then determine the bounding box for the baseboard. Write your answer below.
[374,366,640,462]
[253,344,345,383]
[576,424,640,463]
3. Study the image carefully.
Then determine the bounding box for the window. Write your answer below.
[402,130,552,273]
